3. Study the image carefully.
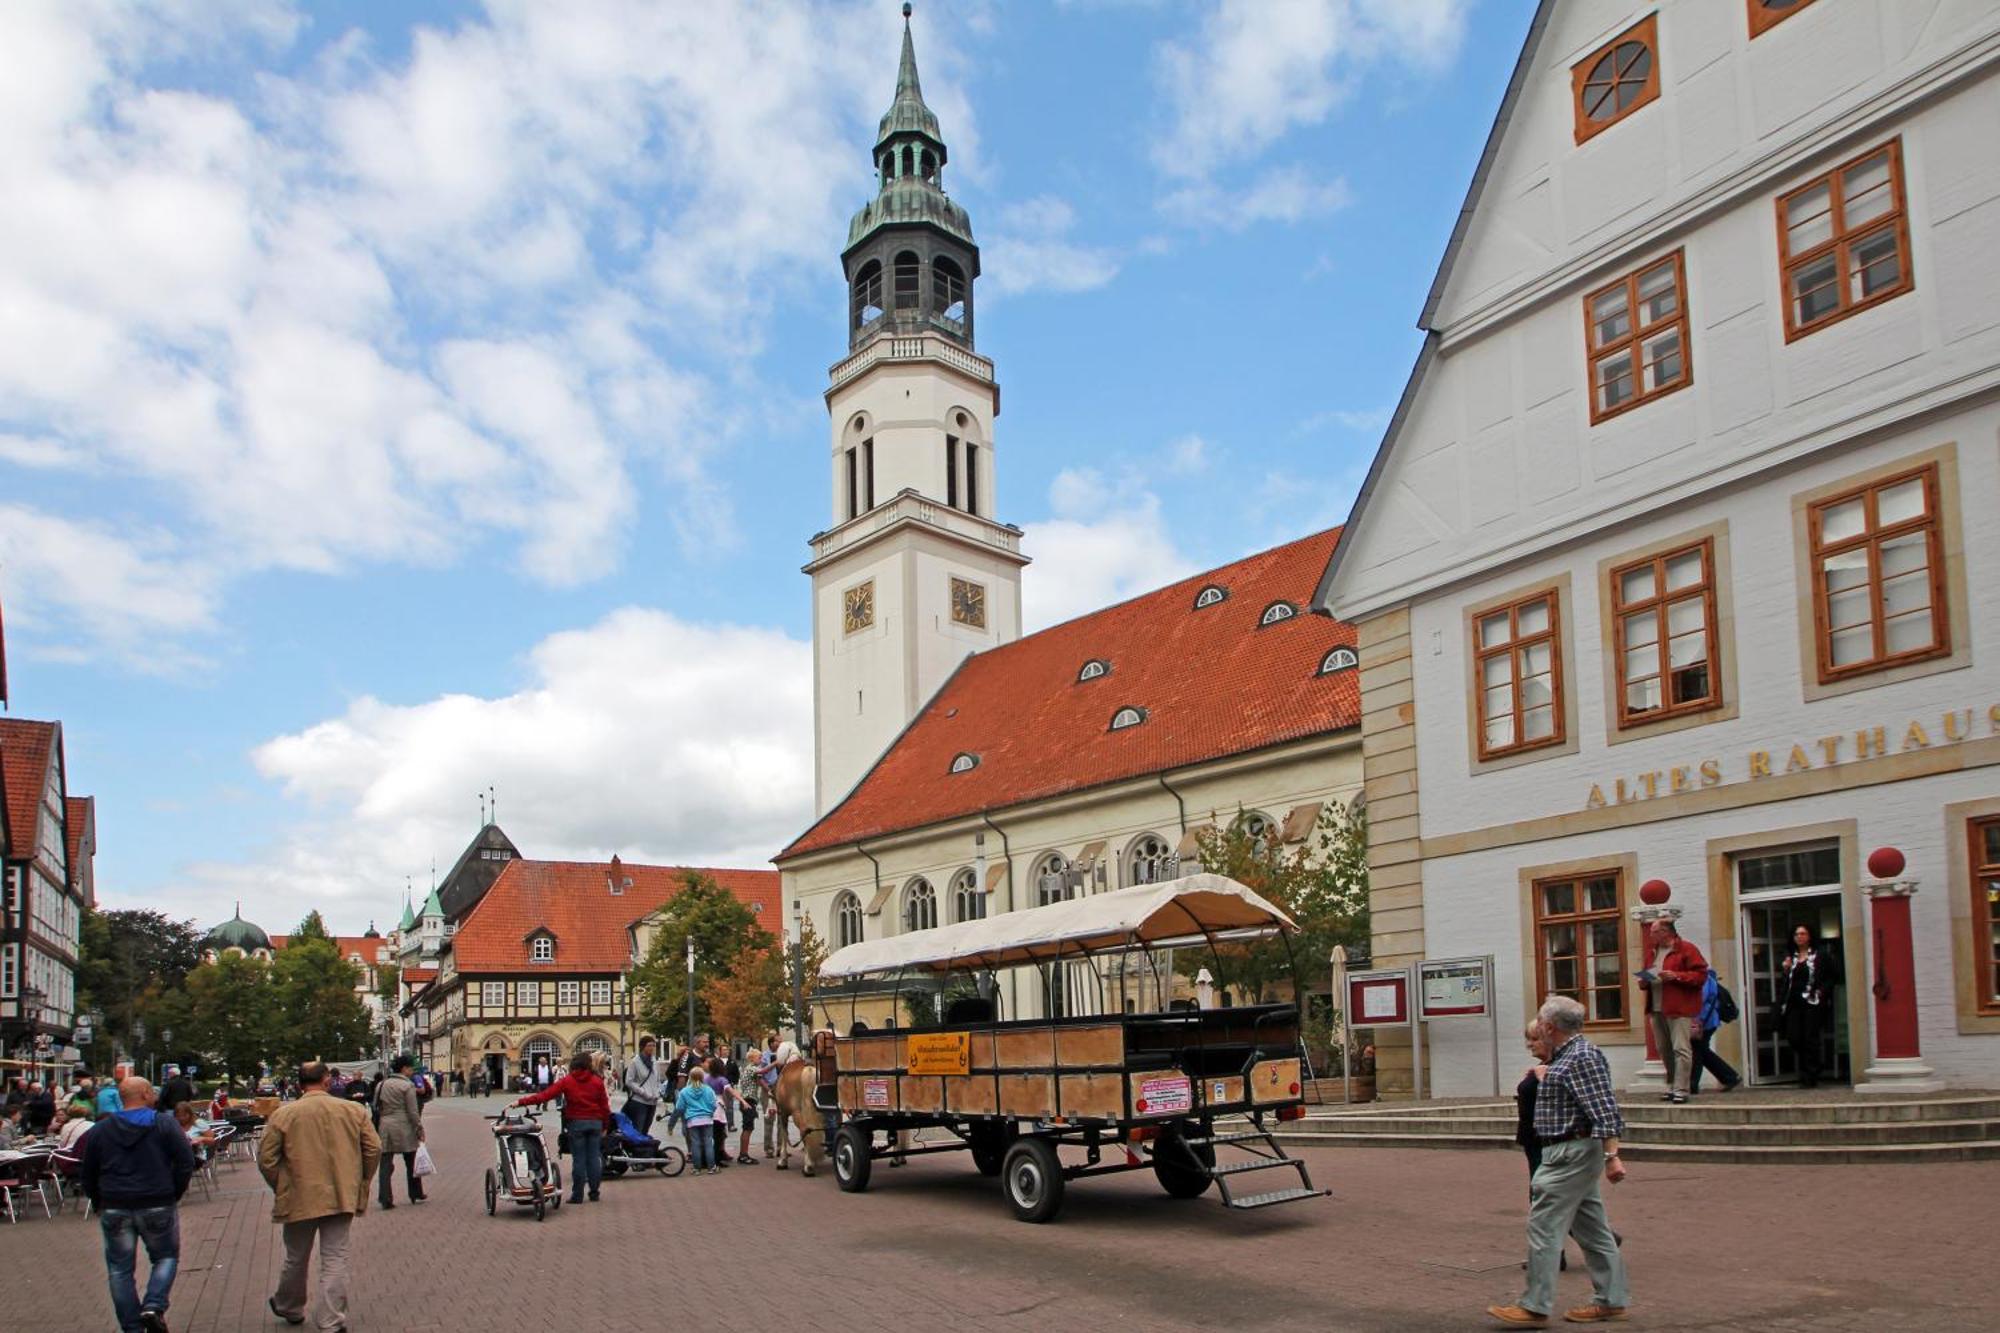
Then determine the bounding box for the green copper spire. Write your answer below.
[421,887,444,919]
[847,3,973,254]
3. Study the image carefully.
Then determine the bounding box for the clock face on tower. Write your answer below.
[843,580,875,634]
[950,576,987,629]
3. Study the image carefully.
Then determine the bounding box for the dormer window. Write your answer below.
[1109,706,1147,731]
[608,875,631,896]
[1259,601,1297,627]
[1077,659,1109,683]
[1193,585,1228,610]
[529,935,554,963]
[949,752,979,774]
[1318,647,1359,675]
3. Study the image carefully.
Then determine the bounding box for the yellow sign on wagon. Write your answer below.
[906,1031,971,1076]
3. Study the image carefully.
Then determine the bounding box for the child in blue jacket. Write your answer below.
[667,1070,719,1173]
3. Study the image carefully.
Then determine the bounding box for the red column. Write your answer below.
[1868,889,1921,1061]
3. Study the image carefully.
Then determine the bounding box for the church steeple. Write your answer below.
[844,3,977,350]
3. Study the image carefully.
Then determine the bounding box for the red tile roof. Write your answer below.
[0,718,60,866]
[331,935,392,964]
[780,527,1360,860]
[450,859,781,974]
[401,967,437,984]
[64,796,95,907]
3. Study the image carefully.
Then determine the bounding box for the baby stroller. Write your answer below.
[484,1106,563,1221]
[602,1110,687,1179]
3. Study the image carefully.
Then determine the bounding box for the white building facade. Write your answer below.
[1317,0,2000,1094]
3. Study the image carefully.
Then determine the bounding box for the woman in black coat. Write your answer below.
[1778,925,1838,1088]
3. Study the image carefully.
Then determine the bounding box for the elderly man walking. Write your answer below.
[259,1062,380,1331]
[82,1076,196,1333]
[1488,996,1631,1327]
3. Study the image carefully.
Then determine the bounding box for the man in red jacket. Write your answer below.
[1642,919,1708,1104]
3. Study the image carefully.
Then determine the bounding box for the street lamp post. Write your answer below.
[684,935,696,1049]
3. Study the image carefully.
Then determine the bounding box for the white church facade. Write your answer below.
[1316,0,2000,1095]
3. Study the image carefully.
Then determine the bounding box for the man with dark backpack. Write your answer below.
[1691,966,1743,1094]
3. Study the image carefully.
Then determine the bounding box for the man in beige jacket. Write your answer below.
[259,1062,380,1331]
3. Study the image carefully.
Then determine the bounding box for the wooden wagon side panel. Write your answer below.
[965,1031,999,1071]
[837,1074,899,1114]
[849,1035,899,1071]
[1054,1023,1123,1068]
[1057,1072,1124,1120]
[994,1027,1055,1070]
[1251,1058,1301,1105]
[997,1073,1057,1118]
[898,1075,944,1113]
[1201,1075,1246,1108]
[943,1074,999,1114]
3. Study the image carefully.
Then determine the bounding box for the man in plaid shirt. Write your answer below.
[1488,995,1631,1327]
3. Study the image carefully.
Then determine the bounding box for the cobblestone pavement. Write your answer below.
[7,1094,1991,1332]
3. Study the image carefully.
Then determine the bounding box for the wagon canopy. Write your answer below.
[817,873,1295,979]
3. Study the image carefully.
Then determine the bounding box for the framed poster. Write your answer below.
[1419,957,1490,1019]
[1346,969,1411,1028]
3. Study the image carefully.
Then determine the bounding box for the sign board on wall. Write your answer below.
[906,1031,970,1076]
[1346,969,1412,1028]
[1418,958,1490,1019]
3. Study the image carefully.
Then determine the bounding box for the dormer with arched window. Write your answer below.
[1194,585,1228,610]
[1259,600,1297,626]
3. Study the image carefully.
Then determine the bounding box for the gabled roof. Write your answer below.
[437,822,521,921]
[0,718,61,866]
[65,796,95,906]
[332,935,391,964]
[781,527,1359,861]
[451,859,781,974]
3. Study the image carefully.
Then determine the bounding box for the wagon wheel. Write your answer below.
[833,1123,873,1193]
[1002,1137,1065,1223]
[483,1168,497,1216]
[968,1122,1009,1177]
[659,1145,687,1178]
[1152,1128,1214,1199]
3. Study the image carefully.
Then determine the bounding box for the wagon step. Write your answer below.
[1180,1131,1274,1149]
[1226,1184,1329,1211]
[1209,1156,1306,1178]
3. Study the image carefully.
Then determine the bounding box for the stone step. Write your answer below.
[1272,1129,2000,1164]
[1289,1112,2000,1146]
[1315,1093,2000,1126]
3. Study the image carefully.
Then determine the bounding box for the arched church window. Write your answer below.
[893,251,921,310]
[1035,853,1074,905]
[933,257,966,327]
[1235,811,1275,857]
[833,891,864,949]
[1126,834,1172,887]
[950,867,984,922]
[903,878,937,932]
[851,260,884,329]
[921,149,937,180]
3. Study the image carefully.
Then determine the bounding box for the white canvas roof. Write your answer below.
[818,873,1295,978]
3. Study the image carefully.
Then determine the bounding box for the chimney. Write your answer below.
[609,854,623,895]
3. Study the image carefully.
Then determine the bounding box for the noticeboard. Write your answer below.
[1418,957,1490,1019]
[906,1031,970,1076]
[1346,969,1411,1028]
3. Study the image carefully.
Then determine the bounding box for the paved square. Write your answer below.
[9,1096,1990,1332]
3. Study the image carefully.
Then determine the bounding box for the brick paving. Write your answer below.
[6,1094,1992,1332]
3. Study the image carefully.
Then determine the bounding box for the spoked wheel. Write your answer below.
[483,1168,497,1216]
[603,1156,628,1179]
[1002,1137,1065,1224]
[833,1123,873,1193]
[969,1123,1009,1177]
[659,1145,687,1178]
[1152,1127,1215,1199]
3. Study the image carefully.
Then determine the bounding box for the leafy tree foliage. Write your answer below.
[270,938,373,1067]
[1178,800,1370,1005]
[631,873,766,1041]
[290,910,333,943]
[179,952,279,1080]
[75,908,203,1065]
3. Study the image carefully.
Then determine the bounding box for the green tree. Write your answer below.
[180,953,278,1080]
[1179,800,1371,1006]
[290,910,333,943]
[631,873,765,1041]
[75,908,203,1061]
[271,938,373,1067]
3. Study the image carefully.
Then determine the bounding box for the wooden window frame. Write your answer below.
[1970,816,2000,1016]
[1571,13,1661,145]
[589,980,614,1009]
[1531,869,1629,1028]
[1473,587,1567,761]
[1747,0,1820,39]
[1609,537,1722,728]
[557,980,581,1008]
[1807,462,1949,683]
[1777,139,1914,341]
[1584,249,1691,424]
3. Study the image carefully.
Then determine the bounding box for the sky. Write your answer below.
[0,0,1530,937]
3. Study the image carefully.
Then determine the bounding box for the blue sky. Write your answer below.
[0,0,1528,935]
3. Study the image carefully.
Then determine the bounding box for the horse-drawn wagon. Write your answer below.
[803,873,1331,1223]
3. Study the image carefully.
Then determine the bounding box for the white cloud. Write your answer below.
[983,194,1121,299]
[0,505,219,665]
[1163,434,1210,475]
[1160,165,1353,232]
[1021,469,1200,630]
[127,607,815,928]
[0,1,962,661]
[1296,402,1392,437]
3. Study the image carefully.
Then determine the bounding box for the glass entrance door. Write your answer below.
[1740,894,1846,1085]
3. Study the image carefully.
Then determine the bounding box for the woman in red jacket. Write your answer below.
[513,1052,611,1204]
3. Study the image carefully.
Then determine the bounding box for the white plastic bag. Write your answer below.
[413,1143,436,1177]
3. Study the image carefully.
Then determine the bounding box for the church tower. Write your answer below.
[808,6,1027,815]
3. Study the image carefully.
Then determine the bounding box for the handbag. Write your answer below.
[557,1128,572,1154]
[413,1143,436,1178]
